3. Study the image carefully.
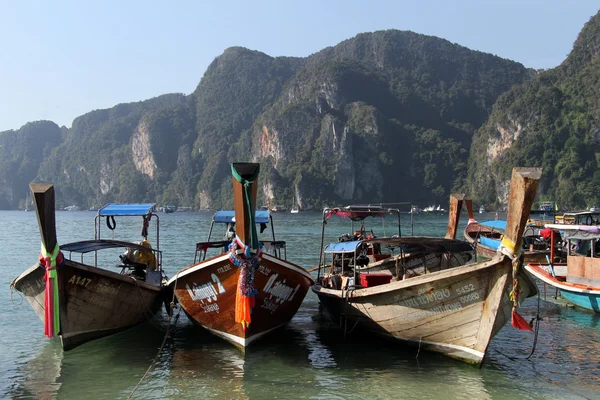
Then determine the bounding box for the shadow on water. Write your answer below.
[7,314,171,400]
[4,211,600,399]
[157,308,498,400]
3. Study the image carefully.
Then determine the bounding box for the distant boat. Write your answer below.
[479,205,486,214]
[24,191,31,211]
[409,205,421,214]
[163,205,177,213]
[423,205,446,213]
[539,201,555,213]
[590,206,600,213]
[290,206,299,214]
[63,205,80,211]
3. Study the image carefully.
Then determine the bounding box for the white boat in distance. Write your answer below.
[423,205,446,213]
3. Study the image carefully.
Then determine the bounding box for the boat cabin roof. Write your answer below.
[562,211,600,217]
[545,224,600,240]
[481,220,506,230]
[324,237,473,254]
[99,203,155,216]
[213,210,270,224]
[61,239,159,254]
[324,205,400,221]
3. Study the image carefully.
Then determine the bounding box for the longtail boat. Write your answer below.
[319,204,474,276]
[168,163,314,348]
[312,168,541,366]
[11,184,167,350]
[463,200,550,263]
[525,221,600,313]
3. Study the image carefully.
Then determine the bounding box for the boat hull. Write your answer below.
[314,258,536,365]
[13,260,163,350]
[525,264,600,313]
[169,253,314,348]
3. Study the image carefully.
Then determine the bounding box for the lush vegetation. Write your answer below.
[467,11,600,210]
[4,17,597,210]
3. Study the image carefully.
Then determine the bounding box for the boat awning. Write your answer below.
[545,224,600,240]
[481,220,506,230]
[61,240,157,254]
[324,237,473,254]
[324,205,399,221]
[99,204,155,216]
[213,210,270,224]
[324,241,363,254]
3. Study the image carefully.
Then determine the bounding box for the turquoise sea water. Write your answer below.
[1,210,599,399]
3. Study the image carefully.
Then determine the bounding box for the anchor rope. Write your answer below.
[127,272,181,400]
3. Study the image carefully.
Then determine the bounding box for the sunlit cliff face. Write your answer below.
[131,119,157,180]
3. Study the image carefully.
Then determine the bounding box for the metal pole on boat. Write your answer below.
[550,230,555,262]
[317,210,327,281]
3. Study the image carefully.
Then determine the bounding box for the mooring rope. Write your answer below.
[8,280,24,305]
[126,308,180,400]
[493,290,591,400]
[127,272,181,400]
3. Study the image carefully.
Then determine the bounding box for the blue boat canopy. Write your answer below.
[481,220,506,230]
[213,210,270,224]
[99,203,155,216]
[324,241,362,254]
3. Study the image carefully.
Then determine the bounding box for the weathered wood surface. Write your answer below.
[503,167,542,254]
[445,194,464,239]
[567,255,600,281]
[171,254,313,347]
[314,259,535,365]
[232,163,260,246]
[314,166,542,365]
[13,260,163,350]
[30,183,57,252]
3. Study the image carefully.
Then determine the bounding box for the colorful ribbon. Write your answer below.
[230,164,262,332]
[39,243,63,338]
[228,238,262,332]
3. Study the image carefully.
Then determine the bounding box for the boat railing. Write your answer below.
[59,239,163,283]
[195,239,288,262]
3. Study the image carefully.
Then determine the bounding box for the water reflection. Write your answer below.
[3,211,600,400]
[8,341,62,399]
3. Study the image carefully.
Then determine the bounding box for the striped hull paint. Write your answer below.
[525,264,600,313]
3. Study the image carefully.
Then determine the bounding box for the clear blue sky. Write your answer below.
[1,0,598,132]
